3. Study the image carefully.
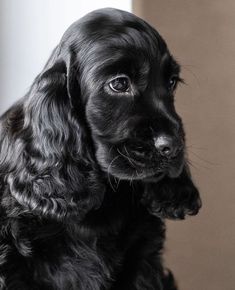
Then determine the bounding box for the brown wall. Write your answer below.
[133,1,235,289]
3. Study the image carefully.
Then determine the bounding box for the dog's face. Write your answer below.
[72,9,185,181]
[0,8,201,221]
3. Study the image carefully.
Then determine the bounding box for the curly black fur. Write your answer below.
[0,8,201,290]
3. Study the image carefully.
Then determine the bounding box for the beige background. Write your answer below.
[133,1,235,290]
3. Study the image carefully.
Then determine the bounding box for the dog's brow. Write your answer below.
[160,53,180,76]
[171,60,181,74]
[160,53,169,67]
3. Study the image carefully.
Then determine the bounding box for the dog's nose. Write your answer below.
[154,135,181,158]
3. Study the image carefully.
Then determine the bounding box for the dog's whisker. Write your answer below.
[129,172,135,189]
[188,150,218,166]
[108,145,115,155]
[115,177,121,189]
[117,147,137,168]
[113,175,121,190]
[181,64,201,89]
[187,159,200,171]
[107,155,120,192]
[107,171,116,192]
[186,144,207,151]
[187,158,210,171]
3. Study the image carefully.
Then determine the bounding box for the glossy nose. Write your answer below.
[154,135,182,158]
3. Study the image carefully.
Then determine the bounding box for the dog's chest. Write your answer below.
[29,188,144,288]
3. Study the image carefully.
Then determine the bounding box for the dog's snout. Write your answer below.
[154,135,182,158]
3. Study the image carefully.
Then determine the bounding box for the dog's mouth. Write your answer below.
[117,142,185,179]
[141,159,184,183]
[97,141,185,182]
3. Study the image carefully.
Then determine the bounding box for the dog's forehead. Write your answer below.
[79,8,152,34]
[62,9,179,83]
[64,8,167,60]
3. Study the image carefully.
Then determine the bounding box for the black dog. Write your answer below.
[0,8,201,290]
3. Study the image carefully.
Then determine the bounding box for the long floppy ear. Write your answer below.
[141,165,202,220]
[1,49,104,220]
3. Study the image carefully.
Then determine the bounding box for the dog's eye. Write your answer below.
[168,76,179,91]
[109,76,130,93]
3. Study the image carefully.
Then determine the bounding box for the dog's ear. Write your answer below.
[23,49,83,161]
[141,165,202,220]
[2,48,104,221]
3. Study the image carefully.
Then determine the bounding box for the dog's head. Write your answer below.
[1,8,192,219]
[64,8,185,181]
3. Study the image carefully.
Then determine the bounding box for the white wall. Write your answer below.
[0,0,132,114]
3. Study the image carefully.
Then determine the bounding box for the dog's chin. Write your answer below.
[111,158,185,182]
[166,154,185,179]
[141,172,166,183]
[140,162,184,183]
[102,163,184,183]
[105,164,184,183]
[104,166,165,181]
[167,163,184,178]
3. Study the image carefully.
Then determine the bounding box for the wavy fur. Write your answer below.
[0,8,201,290]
